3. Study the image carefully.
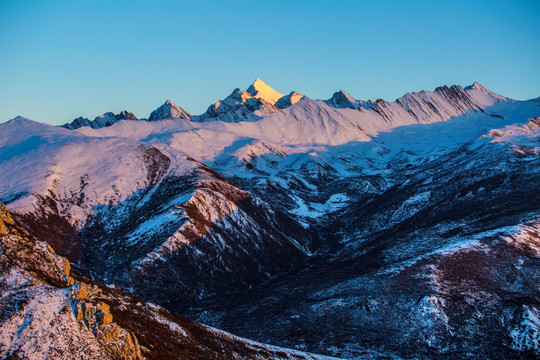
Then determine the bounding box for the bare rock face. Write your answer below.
[0,204,13,234]
[0,204,74,288]
[70,283,142,360]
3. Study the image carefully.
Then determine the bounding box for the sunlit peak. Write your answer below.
[247,78,284,105]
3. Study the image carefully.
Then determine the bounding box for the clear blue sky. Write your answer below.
[1,0,539,125]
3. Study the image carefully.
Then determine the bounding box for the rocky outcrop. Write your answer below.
[0,204,12,235]
[70,283,142,360]
[0,204,140,359]
[525,116,540,131]
[0,204,74,288]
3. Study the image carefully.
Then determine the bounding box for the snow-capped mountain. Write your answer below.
[325,90,376,109]
[63,110,138,130]
[0,116,316,306]
[247,78,285,104]
[1,80,539,359]
[148,100,191,122]
[193,88,278,123]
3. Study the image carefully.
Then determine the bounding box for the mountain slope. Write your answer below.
[0,117,316,308]
[275,91,305,109]
[1,82,539,359]
[0,204,329,359]
[183,102,540,359]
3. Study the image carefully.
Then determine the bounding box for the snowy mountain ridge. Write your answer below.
[62,110,138,130]
[60,79,509,130]
[1,81,539,359]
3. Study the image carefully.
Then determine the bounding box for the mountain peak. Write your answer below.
[464,81,507,101]
[149,99,191,122]
[118,110,138,120]
[470,82,489,93]
[247,78,284,105]
[326,90,360,109]
[148,99,191,121]
[9,115,32,122]
[4,116,48,130]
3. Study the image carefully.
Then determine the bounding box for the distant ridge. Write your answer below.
[58,80,508,129]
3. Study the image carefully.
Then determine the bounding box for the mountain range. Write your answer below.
[1,79,539,359]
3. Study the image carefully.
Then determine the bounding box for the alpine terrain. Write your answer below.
[0,79,539,359]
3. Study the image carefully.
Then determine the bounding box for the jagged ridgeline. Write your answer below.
[1,80,539,359]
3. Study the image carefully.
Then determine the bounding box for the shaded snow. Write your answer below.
[291,193,349,219]
[511,305,540,354]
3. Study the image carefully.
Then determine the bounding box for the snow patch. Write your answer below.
[510,305,540,354]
